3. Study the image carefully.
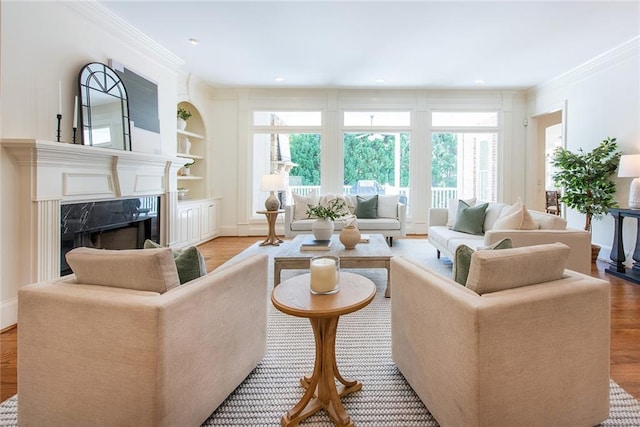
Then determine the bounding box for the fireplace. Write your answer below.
[60,197,161,275]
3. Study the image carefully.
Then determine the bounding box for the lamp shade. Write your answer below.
[260,174,285,191]
[618,154,640,209]
[618,154,640,177]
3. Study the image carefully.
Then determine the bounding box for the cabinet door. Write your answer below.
[188,204,201,245]
[201,201,218,239]
[176,205,191,247]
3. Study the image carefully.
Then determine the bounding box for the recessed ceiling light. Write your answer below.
[375,78,385,83]
[474,79,485,85]
[274,76,285,82]
[188,38,199,46]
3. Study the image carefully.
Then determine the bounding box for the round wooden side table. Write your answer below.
[256,209,284,246]
[271,272,376,427]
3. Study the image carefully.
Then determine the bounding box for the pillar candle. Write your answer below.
[310,257,337,293]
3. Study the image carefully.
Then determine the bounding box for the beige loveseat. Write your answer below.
[284,192,406,244]
[428,201,592,274]
[18,248,268,427]
[391,243,610,427]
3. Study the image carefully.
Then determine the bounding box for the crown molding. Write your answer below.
[65,1,184,72]
[533,36,639,93]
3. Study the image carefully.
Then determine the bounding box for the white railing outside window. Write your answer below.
[286,186,455,208]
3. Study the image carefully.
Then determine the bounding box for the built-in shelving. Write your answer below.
[176,101,207,201]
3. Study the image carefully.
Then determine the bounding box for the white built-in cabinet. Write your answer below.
[173,101,219,249]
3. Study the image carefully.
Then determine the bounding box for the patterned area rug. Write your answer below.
[2,239,639,426]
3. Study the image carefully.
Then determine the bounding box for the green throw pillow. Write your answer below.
[356,195,378,219]
[174,246,205,284]
[144,239,207,284]
[452,201,488,235]
[453,238,513,286]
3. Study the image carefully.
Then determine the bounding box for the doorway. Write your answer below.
[531,105,565,212]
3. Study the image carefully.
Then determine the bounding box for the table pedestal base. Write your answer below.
[281,317,360,427]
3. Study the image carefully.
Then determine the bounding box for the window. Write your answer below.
[252,112,322,213]
[431,111,499,207]
[343,111,410,204]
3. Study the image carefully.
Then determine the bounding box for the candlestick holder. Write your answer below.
[72,127,77,144]
[56,114,62,142]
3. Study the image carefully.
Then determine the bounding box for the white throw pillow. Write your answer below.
[377,194,400,218]
[447,198,476,228]
[292,190,318,220]
[318,194,351,217]
[493,201,539,230]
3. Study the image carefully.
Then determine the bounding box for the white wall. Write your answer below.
[0,2,187,329]
[207,88,529,238]
[526,37,640,261]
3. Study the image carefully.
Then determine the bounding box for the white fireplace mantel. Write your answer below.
[1,138,185,285]
[2,139,184,202]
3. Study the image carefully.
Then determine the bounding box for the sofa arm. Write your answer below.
[428,208,448,227]
[484,228,591,274]
[398,202,407,235]
[284,204,294,237]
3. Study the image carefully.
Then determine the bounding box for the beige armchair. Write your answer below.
[18,248,268,426]
[391,244,610,427]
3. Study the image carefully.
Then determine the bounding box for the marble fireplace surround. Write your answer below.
[2,139,184,284]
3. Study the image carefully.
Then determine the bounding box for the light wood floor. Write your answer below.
[2,236,640,403]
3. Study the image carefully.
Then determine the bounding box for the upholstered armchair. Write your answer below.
[18,248,268,426]
[391,243,610,427]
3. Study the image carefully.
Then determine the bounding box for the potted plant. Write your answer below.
[180,159,195,176]
[306,198,347,240]
[551,136,622,261]
[177,107,192,131]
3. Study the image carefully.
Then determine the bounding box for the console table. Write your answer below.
[606,207,640,284]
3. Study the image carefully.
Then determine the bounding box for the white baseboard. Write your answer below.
[1,297,17,330]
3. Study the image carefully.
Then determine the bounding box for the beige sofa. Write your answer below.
[391,244,610,427]
[18,249,268,427]
[428,202,592,274]
[284,193,406,244]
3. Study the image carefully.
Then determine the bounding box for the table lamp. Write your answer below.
[261,173,285,211]
[618,154,640,209]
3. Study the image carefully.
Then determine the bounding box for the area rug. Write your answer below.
[1,239,639,426]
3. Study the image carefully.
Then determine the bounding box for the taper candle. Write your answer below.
[58,81,62,114]
[73,96,78,128]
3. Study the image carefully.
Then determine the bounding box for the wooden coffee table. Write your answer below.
[271,272,376,427]
[274,234,393,297]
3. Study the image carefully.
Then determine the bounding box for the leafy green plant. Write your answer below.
[177,107,192,121]
[183,159,195,168]
[551,136,621,231]
[306,198,347,221]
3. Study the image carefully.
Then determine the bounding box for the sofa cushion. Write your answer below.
[452,201,488,235]
[447,197,476,228]
[66,247,180,293]
[453,238,513,285]
[356,195,378,218]
[292,190,318,220]
[143,239,207,284]
[493,201,539,230]
[377,194,399,218]
[356,218,400,230]
[465,242,570,295]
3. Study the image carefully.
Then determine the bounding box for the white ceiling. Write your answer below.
[100,1,640,90]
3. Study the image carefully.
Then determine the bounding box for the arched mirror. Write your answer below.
[78,62,131,150]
